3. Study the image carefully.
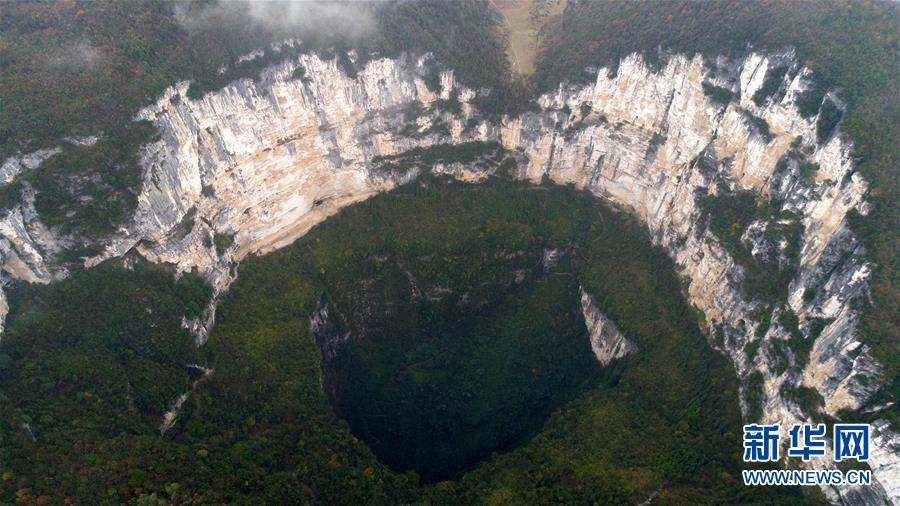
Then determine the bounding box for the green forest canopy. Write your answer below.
[0,179,812,504]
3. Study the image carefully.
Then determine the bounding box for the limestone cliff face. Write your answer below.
[79,53,488,338]
[91,55,439,284]
[506,53,896,503]
[0,49,896,503]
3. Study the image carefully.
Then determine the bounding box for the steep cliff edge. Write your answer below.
[0,49,895,503]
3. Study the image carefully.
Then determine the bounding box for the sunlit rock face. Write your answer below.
[0,48,895,503]
[89,54,449,291]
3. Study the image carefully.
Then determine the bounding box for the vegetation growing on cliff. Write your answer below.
[28,122,158,238]
[752,64,790,106]
[532,0,899,403]
[699,190,802,304]
[213,232,235,256]
[371,141,507,174]
[702,82,737,105]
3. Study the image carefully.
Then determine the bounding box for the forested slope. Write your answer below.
[0,180,810,504]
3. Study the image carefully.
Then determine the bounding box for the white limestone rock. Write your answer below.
[579,287,637,366]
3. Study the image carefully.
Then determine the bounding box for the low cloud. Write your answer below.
[49,40,104,69]
[175,1,377,41]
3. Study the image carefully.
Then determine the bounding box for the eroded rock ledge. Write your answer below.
[0,49,896,503]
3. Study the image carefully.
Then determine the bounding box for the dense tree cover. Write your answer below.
[532,0,898,415]
[185,1,510,102]
[0,1,507,158]
[320,242,599,483]
[28,122,158,237]
[5,3,893,385]
[0,181,24,212]
[0,179,811,503]
[0,0,894,499]
[0,259,212,503]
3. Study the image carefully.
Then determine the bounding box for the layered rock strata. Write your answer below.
[0,49,895,503]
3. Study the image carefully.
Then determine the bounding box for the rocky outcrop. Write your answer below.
[0,48,895,503]
[0,148,61,184]
[0,185,68,333]
[158,364,213,435]
[579,287,637,366]
[310,296,350,363]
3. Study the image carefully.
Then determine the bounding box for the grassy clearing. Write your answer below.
[491,0,566,76]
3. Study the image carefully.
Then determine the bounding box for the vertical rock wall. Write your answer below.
[0,49,895,503]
